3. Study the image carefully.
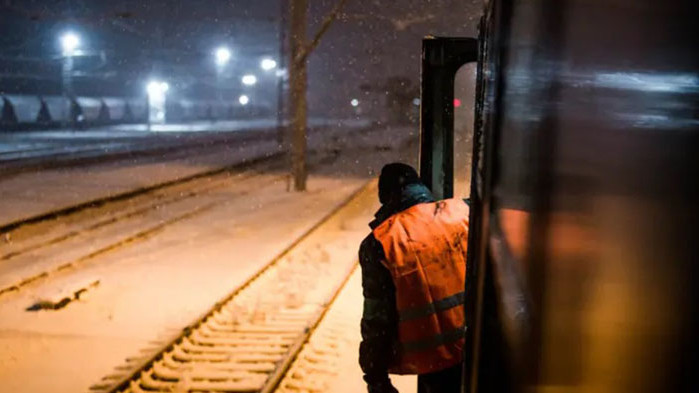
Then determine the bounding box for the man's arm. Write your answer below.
[359,234,399,393]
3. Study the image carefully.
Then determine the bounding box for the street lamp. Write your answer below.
[59,32,80,128]
[215,47,232,67]
[146,80,169,130]
[61,32,80,56]
[242,74,257,86]
[260,58,277,71]
[239,95,250,106]
[147,80,169,98]
[214,47,231,107]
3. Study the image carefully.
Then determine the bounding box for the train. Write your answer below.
[418,0,697,392]
[0,94,267,131]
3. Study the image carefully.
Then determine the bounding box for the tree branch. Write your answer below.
[339,11,436,31]
[294,0,351,67]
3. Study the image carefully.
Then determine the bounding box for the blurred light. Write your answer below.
[215,47,232,67]
[454,98,462,108]
[60,32,80,56]
[147,80,169,98]
[413,98,421,106]
[147,80,169,125]
[260,58,277,71]
[239,95,250,105]
[275,68,288,78]
[242,74,257,86]
[350,98,359,107]
[594,72,699,93]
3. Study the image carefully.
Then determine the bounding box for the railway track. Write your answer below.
[0,131,272,181]
[275,269,363,393]
[0,150,338,298]
[89,179,376,393]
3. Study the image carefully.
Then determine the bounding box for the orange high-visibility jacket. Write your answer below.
[372,198,469,375]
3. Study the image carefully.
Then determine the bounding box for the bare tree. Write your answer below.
[288,0,350,192]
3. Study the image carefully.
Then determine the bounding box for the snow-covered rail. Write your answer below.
[0,151,339,298]
[92,180,374,393]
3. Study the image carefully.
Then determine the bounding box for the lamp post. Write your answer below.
[60,32,80,129]
[214,47,231,109]
[146,80,169,131]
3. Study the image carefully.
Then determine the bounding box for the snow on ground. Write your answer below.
[278,269,417,393]
[0,136,282,226]
[0,121,276,164]
[0,118,368,163]
[0,121,381,227]
[0,125,418,393]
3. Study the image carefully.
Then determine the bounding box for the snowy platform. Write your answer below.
[0,125,417,393]
[0,120,377,229]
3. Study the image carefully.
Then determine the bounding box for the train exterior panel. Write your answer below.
[467,0,698,392]
[419,0,697,392]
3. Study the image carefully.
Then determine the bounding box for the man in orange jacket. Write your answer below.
[359,163,469,393]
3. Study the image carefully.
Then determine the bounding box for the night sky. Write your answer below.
[0,0,481,116]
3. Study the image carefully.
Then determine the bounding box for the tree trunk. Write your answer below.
[276,0,287,146]
[289,0,308,191]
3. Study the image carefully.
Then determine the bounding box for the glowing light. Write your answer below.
[60,32,80,55]
[260,58,277,71]
[146,80,169,125]
[242,74,257,86]
[412,98,421,106]
[239,95,250,105]
[453,98,462,108]
[350,98,359,107]
[215,47,232,66]
[147,80,169,98]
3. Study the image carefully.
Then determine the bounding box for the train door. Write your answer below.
[417,36,479,393]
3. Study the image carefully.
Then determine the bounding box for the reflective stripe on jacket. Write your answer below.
[372,198,469,375]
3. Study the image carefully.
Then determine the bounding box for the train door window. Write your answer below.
[454,62,477,200]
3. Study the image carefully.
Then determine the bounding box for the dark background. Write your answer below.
[0,0,480,117]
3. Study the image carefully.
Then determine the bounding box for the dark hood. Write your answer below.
[369,183,435,229]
